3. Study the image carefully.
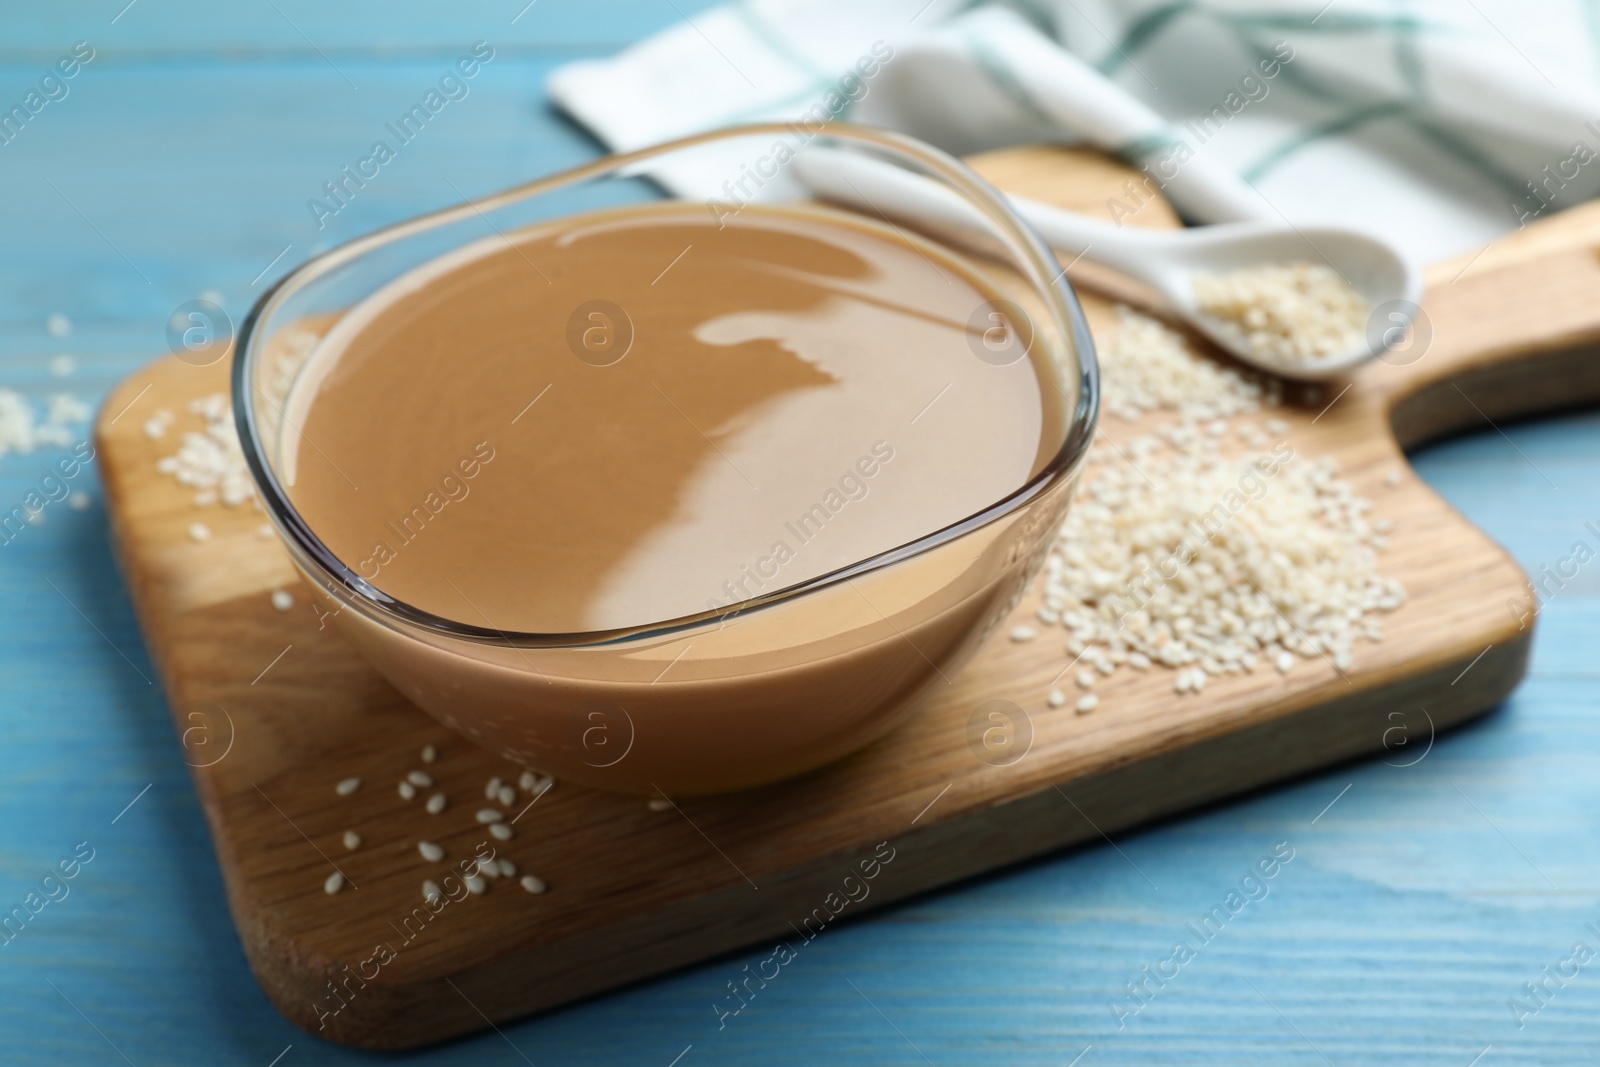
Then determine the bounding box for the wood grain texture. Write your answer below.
[91,144,1582,1049]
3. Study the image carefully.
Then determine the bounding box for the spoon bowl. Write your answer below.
[793,147,1423,381]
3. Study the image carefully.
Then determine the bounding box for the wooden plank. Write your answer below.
[93,143,1596,1049]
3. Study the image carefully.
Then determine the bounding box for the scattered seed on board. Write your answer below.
[335,777,361,796]
[425,793,447,814]
[1129,652,1151,671]
[188,522,211,543]
[417,841,444,862]
[1075,669,1095,690]
[1075,694,1099,714]
[407,770,433,788]
[497,858,517,877]
[497,785,516,807]
[476,858,500,880]
[423,879,442,903]
[398,781,416,800]
[342,830,361,851]
[1276,651,1295,674]
[257,524,274,539]
[421,744,437,764]
[465,874,487,895]
[1384,469,1402,487]
[520,875,547,895]
[323,871,344,895]
[476,808,503,823]
[1047,689,1067,708]
[68,492,90,511]
[489,822,513,841]
[518,771,537,792]
[270,589,293,611]
[647,798,673,811]
[485,777,502,800]
[1010,626,1037,643]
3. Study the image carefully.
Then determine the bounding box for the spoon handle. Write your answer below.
[965,8,1270,225]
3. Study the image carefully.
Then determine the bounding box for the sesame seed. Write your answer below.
[421,744,437,764]
[519,875,547,895]
[423,880,442,903]
[1384,469,1402,487]
[398,781,416,800]
[475,809,503,823]
[1276,651,1295,674]
[188,522,211,543]
[68,492,90,511]
[270,589,293,611]
[426,793,446,814]
[485,777,501,800]
[489,822,513,841]
[406,770,433,787]
[497,785,516,807]
[1129,652,1151,670]
[1075,694,1099,714]
[323,871,345,895]
[647,798,673,811]
[1193,261,1369,367]
[518,771,537,792]
[465,874,487,895]
[497,858,517,877]
[46,313,71,338]
[257,524,274,539]
[342,830,361,850]
[335,777,361,796]
[1010,626,1037,643]
[417,841,444,862]
[1075,669,1095,689]
[1047,689,1067,708]
[476,858,500,879]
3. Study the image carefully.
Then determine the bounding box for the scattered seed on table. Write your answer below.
[497,858,517,878]
[475,808,503,823]
[1075,669,1095,689]
[1276,651,1295,674]
[422,880,442,903]
[335,777,361,796]
[257,523,274,539]
[421,744,437,764]
[518,771,537,792]
[323,871,344,895]
[1129,652,1151,671]
[1384,469,1402,487]
[417,841,444,862]
[489,822,513,841]
[1075,694,1099,714]
[270,589,293,611]
[497,785,516,807]
[475,858,499,880]
[188,522,210,543]
[398,781,416,800]
[425,793,446,815]
[520,875,547,895]
[406,770,433,787]
[1010,626,1037,643]
[342,830,361,851]
[485,777,502,800]
[647,798,672,812]
[465,874,487,895]
[1047,689,1067,709]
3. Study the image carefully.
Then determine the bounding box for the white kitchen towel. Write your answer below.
[547,0,1600,264]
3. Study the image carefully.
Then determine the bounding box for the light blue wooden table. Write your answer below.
[2,4,1596,1063]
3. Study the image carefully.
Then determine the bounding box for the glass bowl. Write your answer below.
[233,122,1098,796]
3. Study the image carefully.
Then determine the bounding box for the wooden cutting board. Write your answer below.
[96,146,1599,1049]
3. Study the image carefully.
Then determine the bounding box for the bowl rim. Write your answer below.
[232,121,1100,649]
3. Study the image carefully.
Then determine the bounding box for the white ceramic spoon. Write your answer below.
[792,147,1423,381]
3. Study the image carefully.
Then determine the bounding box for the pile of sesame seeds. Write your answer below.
[0,389,89,459]
[326,744,554,900]
[1020,306,1404,705]
[1192,261,1369,366]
